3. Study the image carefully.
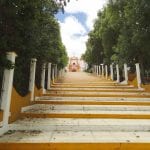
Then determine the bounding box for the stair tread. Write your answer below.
[0,130,150,143]
[22,104,150,112]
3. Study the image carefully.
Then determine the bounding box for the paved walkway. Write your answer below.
[60,72,111,83]
[1,72,150,150]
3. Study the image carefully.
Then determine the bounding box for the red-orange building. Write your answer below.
[68,57,80,72]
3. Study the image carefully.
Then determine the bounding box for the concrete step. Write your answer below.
[49,87,143,92]
[1,130,150,146]
[36,96,150,102]
[46,91,150,95]
[36,100,150,106]
[43,91,150,98]
[20,104,150,119]
[53,81,116,84]
[47,90,145,94]
[51,85,134,88]
[9,118,150,132]
[22,104,150,112]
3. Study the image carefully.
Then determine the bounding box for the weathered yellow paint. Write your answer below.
[21,113,150,119]
[142,84,150,92]
[128,73,138,88]
[36,100,150,106]
[0,143,150,150]
[0,110,3,122]
[9,86,42,123]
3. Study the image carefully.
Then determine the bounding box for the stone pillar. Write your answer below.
[29,58,37,101]
[124,63,128,84]
[52,66,55,83]
[0,52,17,134]
[110,64,114,80]
[55,65,57,79]
[135,63,142,89]
[94,65,96,74]
[97,65,99,76]
[99,65,101,76]
[47,63,51,90]
[41,63,46,93]
[102,64,104,77]
[116,64,120,83]
[105,65,108,79]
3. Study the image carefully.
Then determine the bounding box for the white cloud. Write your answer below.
[59,0,107,58]
[65,0,107,29]
[60,16,88,57]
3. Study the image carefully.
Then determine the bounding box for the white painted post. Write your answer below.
[135,63,142,89]
[116,64,120,83]
[94,65,96,74]
[52,66,55,83]
[0,52,17,135]
[102,64,104,77]
[110,64,114,80]
[96,65,99,76]
[95,65,96,75]
[29,58,37,101]
[124,63,128,84]
[55,65,57,79]
[99,65,101,76]
[105,65,108,79]
[47,63,51,90]
[41,63,46,93]
[60,69,63,78]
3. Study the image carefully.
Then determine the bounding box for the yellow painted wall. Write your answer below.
[142,85,150,92]
[1,143,150,150]
[128,73,138,87]
[9,86,42,123]
[0,110,3,122]
[128,73,150,92]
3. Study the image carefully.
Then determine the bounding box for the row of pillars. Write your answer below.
[0,52,65,135]
[40,63,65,94]
[93,63,142,89]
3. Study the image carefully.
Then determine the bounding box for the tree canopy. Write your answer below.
[83,0,150,70]
[0,0,68,95]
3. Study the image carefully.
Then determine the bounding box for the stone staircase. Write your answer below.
[0,72,150,150]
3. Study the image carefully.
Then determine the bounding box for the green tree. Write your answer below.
[83,0,150,75]
[0,0,68,95]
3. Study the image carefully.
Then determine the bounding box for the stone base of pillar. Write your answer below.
[0,125,9,136]
[42,89,46,94]
[116,80,120,84]
[138,87,145,90]
[119,80,128,85]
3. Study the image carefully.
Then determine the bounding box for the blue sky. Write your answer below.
[55,0,107,58]
[56,12,89,32]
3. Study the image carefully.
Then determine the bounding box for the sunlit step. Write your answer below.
[9,118,150,132]
[22,104,150,112]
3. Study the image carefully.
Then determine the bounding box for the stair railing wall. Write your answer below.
[91,63,144,88]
